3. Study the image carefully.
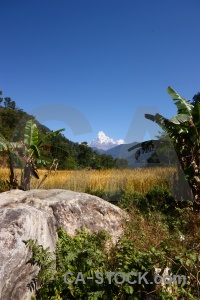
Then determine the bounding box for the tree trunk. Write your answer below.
[20,162,31,191]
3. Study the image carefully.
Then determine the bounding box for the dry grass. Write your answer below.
[0,167,176,194]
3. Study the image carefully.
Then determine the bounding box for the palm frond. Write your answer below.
[0,133,10,151]
[24,119,38,148]
[145,113,181,138]
[38,128,65,147]
[170,114,192,125]
[29,144,40,158]
[167,86,193,116]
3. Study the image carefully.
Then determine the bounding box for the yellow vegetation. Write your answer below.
[0,167,175,194]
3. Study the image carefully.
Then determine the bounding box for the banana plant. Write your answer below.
[0,119,64,190]
[0,133,22,188]
[129,87,200,204]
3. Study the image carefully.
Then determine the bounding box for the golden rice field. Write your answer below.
[0,167,176,194]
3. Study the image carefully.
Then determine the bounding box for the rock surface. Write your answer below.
[0,189,126,300]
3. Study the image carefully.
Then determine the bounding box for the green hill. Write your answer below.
[0,92,128,170]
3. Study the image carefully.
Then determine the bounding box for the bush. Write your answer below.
[25,184,200,299]
[141,185,175,214]
[26,220,200,299]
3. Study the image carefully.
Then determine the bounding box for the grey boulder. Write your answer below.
[0,189,126,300]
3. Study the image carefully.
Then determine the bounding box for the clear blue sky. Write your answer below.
[1,0,200,144]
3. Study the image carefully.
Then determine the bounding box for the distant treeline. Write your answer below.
[0,94,128,170]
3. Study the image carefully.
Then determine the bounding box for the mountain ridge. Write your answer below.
[89,131,124,151]
[88,131,145,167]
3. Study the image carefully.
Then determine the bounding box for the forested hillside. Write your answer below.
[0,92,128,170]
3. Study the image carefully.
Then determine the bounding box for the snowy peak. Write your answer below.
[97,131,108,142]
[96,131,114,144]
[89,131,124,151]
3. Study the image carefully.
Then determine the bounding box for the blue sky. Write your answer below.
[1,0,200,144]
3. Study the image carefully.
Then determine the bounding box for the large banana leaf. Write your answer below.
[0,134,22,151]
[38,128,65,147]
[10,142,22,149]
[35,159,51,166]
[37,128,67,155]
[144,113,182,139]
[0,133,10,151]
[29,144,40,158]
[11,150,24,168]
[167,86,193,116]
[128,139,171,152]
[24,119,39,148]
[170,114,192,125]
[0,134,24,170]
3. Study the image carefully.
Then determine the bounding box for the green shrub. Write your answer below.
[140,185,175,214]
[25,222,200,299]
[25,184,200,299]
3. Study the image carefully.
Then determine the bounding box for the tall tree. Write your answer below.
[191,92,200,106]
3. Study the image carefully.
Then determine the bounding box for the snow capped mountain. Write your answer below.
[89,131,124,151]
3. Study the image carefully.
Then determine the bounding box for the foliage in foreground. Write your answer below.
[128,87,200,206]
[0,119,64,190]
[26,186,200,300]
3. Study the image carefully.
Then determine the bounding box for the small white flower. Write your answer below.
[179,234,185,241]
